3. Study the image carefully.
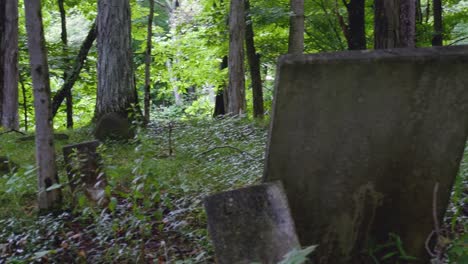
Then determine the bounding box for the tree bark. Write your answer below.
[2,0,19,130]
[374,0,416,49]
[24,0,62,211]
[0,0,5,124]
[227,0,246,115]
[288,0,304,54]
[432,0,443,46]
[144,0,154,123]
[213,56,228,117]
[52,20,96,117]
[19,74,27,131]
[345,0,366,50]
[245,0,264,118]
[58,0,73,128]
[95,0,135,120]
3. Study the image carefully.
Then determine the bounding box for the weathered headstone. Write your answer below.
[94,112,134,141]
[63,140,107,205]
[264,46,468,263]
[204,181,300,263]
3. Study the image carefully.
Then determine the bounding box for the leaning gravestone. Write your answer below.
[63,140,107,205]
[204,182,300,263]
[264,46,468,263]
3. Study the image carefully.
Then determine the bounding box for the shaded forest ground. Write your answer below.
[0,113,266,263]
[0,111,466,263]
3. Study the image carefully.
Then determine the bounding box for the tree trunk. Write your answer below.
[2,0,19,130]
[213,56,228,117]
[52,20,96,117]
[288,0,304,54]
[0,0,5,124]
[19,74,27,131]
[346,0,366,50]
[144,0,154,124]
[95,0,135,120]
[432,0,443,46]
[57,0,73,129]
[166,59,183,106]
[24,0,62,211]
[374,0,416,49]
[227,0,246,115]
[245,0,264,118]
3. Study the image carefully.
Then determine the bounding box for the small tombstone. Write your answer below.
[94,112,134,141]
[63,140,107,205]
[204,181,300,264]
[264,46,468,263]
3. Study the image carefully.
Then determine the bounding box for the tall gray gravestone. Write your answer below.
[264,46,468,263]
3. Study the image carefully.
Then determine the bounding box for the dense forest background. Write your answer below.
[7,0,468,129]
[0,0,468,263]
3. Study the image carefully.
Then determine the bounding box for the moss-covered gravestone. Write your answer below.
[204,182,300,263]
[264,46,468,263]
[94,112,134,141]
[63,140,107,205]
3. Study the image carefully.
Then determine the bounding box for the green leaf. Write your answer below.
[46,183,62,191]
[279,245,318,264]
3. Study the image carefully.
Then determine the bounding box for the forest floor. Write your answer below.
[0,112,467,263]
[0,114,267,263]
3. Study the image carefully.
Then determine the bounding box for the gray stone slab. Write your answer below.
[264,46,468,263]
[63,140,107,205]
[204,181,300,263]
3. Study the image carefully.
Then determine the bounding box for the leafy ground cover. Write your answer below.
[0,113,267,263]
[0,111,466,263]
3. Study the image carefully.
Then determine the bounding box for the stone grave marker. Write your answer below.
[63,140,107,205]
[204,181,300,263]
[264,46,468,263]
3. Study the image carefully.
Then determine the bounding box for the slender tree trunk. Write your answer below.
[52,20,96,117]
[400,0,416,47]
[58,0,73,128]
[19,74,27,131]
[288,0,304,54]
[24,0,62,211]
[244,0,264,118]
[167,0,182,106]
[374,0,416,49]
[95,0,135,119]
[213,56,228,117]
[2,0,19,129]
[166,59,182,105]
[432,0,443,46]
[416,0,423,24]
[0,0,5,124]
[346,0,366,50]
[227,0,246,115]
[144,0,154,123]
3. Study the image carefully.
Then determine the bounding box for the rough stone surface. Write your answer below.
[204,181,300,264]
[63,140,107,205]
[94,112,133,141]
[264,46,468,263]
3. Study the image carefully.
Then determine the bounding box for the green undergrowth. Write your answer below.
[0,111,467,263]
[0,114,268,263]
